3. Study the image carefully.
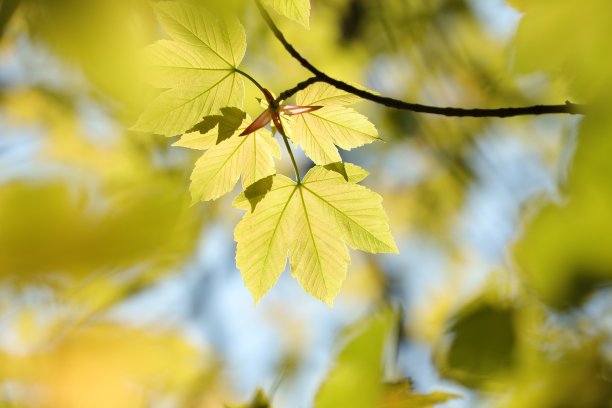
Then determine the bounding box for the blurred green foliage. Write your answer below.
[0,0,611,407]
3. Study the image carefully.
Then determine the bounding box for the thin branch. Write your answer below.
[278,127,301,183]
[276,77,320,103]
[235,68,268,97]
[255,0,587,117]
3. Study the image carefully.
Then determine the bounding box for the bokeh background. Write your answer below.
[1,0,611,407]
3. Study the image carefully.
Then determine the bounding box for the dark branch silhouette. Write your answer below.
[276,77,321,103]
[255,0,587,118]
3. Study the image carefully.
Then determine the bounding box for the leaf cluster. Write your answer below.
[133,1,398,304]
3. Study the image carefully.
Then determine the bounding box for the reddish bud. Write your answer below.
[281,105,323,115]
[239,109,272,136]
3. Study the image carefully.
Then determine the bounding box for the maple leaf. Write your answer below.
[132,2,247,136]
[234,164,397,304]
[260,0,311,28]
[173,107,281,203]
[287,83,381,165]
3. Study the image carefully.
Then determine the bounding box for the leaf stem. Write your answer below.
[278,126,301,184]
[276,77,320,103]
[235,67,301,181]
[235,68,268,97]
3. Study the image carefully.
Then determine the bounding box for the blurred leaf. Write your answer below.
[315,309,457,407]
[0,324,209,408]
[379,381,459,408]
[315,309,394,408]
[500,340,612,408]
[510,0,612,99]
[20,0,155,112]
[0,177,200,281]
[437,299,516,388]
[132,1,246,135]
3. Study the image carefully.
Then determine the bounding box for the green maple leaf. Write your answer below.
[175,107,281,203]
[288,83,380,165]
[132,1,246,136]
[234,164,397,304]
[260,0,311,28]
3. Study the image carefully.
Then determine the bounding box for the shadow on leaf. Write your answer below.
[323,162,348,181]
[187,107,247,145]
[243,176,274,212]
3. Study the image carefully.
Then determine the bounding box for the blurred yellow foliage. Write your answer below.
[0,324,211,408]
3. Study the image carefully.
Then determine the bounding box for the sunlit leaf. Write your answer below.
[189,108,281,202]
[260,0,311,28]
[230,389,272,408]
[290,84,379,165]
[499,339,612,408]
[132,1,246,136]
[234,175,297,302]
[235,165,396,304]
[301,166,398,254]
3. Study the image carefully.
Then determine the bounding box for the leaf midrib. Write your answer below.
[256,185,298,293]
[297,186,328,296]
[160,8,236,68]
[165,72,233,117]
[302,184,393,251]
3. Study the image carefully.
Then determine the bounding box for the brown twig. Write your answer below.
[255,0,587,117]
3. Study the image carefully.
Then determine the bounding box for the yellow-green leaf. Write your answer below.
[132,2,246,136]
[260,0,311,28]
[235,175,297,302]
[296,82,362,106]
[290,84,379,165]
[302,166,398,254]
[234,165,397,304]
[190,109,280,202]
[289,184,350,304]
[232,163,368,211]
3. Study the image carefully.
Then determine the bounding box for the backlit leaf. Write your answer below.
[302,166,398,253]
[132,2,246,136]
[235,175,297,302]
[234,165,396,304]
[260,0,311,28]
[189,108,281,202]
[290,84,379,165]
[296,82,362,106]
